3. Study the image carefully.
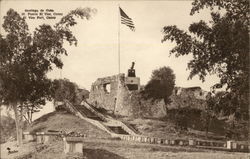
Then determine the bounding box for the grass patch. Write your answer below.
[26,110,110,138]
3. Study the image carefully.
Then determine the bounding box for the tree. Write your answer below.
[201,92,214,138]
[19,102,42,124]
[173,108,189,132]
[206,91,248,139]
[142,66,176,105]
[52,79,89,107]
[162,0,249,120]
[0,8,95,146]
[52,78,78,104]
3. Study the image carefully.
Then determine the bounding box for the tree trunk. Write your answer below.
[19,104,23,144]
[205,113,211,139]
[13,102,24,146]
[26,110,32,124]
[30,108,33,123]
[13,102,19,145]
[23,114,30,124]
[12,102,22,146]
[205,119,209,138]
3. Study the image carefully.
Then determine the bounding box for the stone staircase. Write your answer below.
[63,100,137,136]
[107,126,129,135]
[73,105,105,122]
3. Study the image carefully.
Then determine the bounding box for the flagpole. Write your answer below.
[118,5,120,74]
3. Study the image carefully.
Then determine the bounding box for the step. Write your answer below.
[108,126,129,135]
[74,105,96,116]
[88,116,104,121]
[73,105,105,121]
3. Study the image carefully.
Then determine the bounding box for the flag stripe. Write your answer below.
[121,22,135,28]
[119,7,135,31]
[121,25,135,29]
[121,20,134,26]
[121,15,132,20]
[121,23,135,28]
[121,16,132,21]
[121,17,133,23]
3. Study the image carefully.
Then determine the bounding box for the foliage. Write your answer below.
[200,92,215,137]
[19,102,42,124]
[52,78,78,104]
[208,91,239,117]
[0,7,94,106]
[142,66,175,105]
[173,109,189,131]
[205,91,248,139]
[162,0,249,120]
[0,7,95,145]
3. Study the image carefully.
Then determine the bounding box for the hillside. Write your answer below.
[119,117,225,142]
[1,109,248,159]
[26,110,110,138]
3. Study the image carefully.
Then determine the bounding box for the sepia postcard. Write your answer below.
[0,0,249,158]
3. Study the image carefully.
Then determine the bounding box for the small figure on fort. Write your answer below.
[128,62,136,77]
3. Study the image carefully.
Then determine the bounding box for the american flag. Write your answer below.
[119,7,135,31]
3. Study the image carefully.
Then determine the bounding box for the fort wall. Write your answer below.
[88,74,208,118]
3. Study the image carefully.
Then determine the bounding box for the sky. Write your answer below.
[0,0,220,119]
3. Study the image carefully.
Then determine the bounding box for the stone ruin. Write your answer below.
[88,62,140,116]
[168,87,209,110]
[88,63,209,118]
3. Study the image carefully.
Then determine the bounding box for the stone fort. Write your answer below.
[88,63,208,118]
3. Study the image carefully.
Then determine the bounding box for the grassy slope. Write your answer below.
[3,110,247,159]
[122,113,248,144]
[120,117,227,141]
[26,111,110,138]
[25,109,222,141]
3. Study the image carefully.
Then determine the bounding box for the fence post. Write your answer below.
[189,139,196,146]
